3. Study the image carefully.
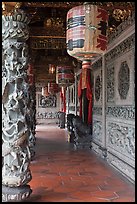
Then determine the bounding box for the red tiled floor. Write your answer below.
[24,124,135,202]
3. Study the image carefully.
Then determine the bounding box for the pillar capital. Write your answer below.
[2,8,30,41]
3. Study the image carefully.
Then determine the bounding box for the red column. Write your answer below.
[60,86,66,113]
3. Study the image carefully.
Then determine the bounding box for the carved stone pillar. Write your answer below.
[27,65,36,160]
[29,84,37,160]
[2,9,32,202]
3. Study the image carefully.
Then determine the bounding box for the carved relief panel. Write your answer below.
[106,121,135,160]
[106,64,115,103]
[93,69,102,106]
[115,50,134,105]
[93,120,102,143]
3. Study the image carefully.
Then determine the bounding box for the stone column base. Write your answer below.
[2,185,32,202]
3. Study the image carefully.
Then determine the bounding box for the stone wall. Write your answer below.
[36,82,60,124]
[92,14,135,183]
[66,84,76,115]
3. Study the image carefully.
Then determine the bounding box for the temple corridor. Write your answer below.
[2,2,135,202]
[23,124,135,202]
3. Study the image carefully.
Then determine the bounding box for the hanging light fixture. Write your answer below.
[66,3,108,63]
[56,65,74,88]
[66,2,108,125]
[66,2,108,87]
[49,64,56,74]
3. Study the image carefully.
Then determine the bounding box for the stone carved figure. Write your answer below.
[66,113,76,143]
[72,116,92,149]
[2,9,32,202]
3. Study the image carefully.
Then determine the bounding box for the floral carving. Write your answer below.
[107,66,114,102]
[93,120,102,142]
[107,122,135,157]
[95,75,101,102]
[118,61,130,100]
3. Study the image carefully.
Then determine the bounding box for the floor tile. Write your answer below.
[23,124,135,202]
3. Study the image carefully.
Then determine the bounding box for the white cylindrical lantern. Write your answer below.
[66,4,108,62]
[56,65,74,87]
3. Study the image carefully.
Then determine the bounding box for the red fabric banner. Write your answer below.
[86,69,92,125]
[78,70,92,123]
[63,88,66,113]
[78,73,82,118]
[60,87,66,113]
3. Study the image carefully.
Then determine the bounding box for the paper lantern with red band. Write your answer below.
[48,82,60,94]
[66,4,108,125]
[66,4,108,62]
[56,65,74,87]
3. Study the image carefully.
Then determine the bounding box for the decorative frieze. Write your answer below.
[107,122,135,157]
[118,61,130,100]
[92,120,102,143]
[105,33,135,65]
[30,37,66,49]
[95,75,101,102]
[94,69,102,105]
[37,111,59,119]
[29,20,65,37]
[108,12,135,44]
[106,106,135,120]
[106,65,115,103]
[38,94,57,108]
[115,51,134,105]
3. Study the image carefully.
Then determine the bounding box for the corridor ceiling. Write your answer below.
[2,2,135,83]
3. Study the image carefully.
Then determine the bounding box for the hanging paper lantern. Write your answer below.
[66,4,108,62]
[56,65,74,87]
[66,3,108,125]
[48,82,60,94]
[49,64,56,74]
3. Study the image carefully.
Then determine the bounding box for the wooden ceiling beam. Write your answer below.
[22,2,134,11]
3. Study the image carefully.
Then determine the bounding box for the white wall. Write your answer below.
[92,14,135,183]
[36,82,61,124]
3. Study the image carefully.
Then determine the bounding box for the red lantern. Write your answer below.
[66,4,108,62]
[49,64,56,74]
[56,65,74,87]
[66,4,108,124]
